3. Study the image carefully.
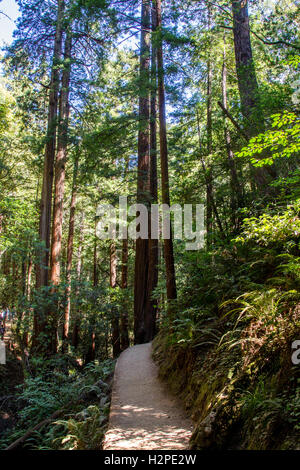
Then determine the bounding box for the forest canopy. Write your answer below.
[0,0,299,451]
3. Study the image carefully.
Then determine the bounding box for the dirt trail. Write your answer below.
[103,343,193,450]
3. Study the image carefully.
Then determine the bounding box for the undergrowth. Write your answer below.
[0,358,115,450]
[153,201,300,450]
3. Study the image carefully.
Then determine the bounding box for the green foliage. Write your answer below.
[234,200,300,248]
[48,405,107,450]
[1,0,300,453]
[0,358,114,450]
[237,112,300,167]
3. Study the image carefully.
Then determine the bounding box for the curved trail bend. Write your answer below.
[103,343,193,450]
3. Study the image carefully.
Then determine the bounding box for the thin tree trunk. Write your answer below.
[33,0,65,352]
[206,9,213,249]
[110,242,121,358]
[120,238,129,351]
[134,0,151,344]
[156,0,177,313]
[26,258,32,300]
[49,32,72,354]
[62,156,78,353]
[72,212,84,349]
[196,112,225,238]
[23,257,32,348]
[85,213,98,363]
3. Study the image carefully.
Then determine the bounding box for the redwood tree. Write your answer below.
[49,31,72,353]
[62,155,78,353]
[231,0,275,187]
[144,0,159,341]
[155,0,177,311]
[32,0,65,353]
[134,0,151,344]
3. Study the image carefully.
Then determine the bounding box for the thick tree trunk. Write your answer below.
[134,0,151,344]
[62,156,78,353]
[145,1,159,342]
[231,0,262,134]
[36,0,65,288]
[222,34,243,229]
[49,32,72,354]
[156,0,177,312]
[33,0,65,352]
[231,0,275,187]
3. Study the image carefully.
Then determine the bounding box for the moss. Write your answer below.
[153,326,300,450]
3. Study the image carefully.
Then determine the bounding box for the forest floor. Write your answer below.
[103,343,193,450]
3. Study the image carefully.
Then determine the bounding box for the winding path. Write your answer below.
[103,343,193,450]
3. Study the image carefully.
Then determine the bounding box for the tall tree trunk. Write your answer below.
[62,156,78,353]
[155,0,177,314]
[145,0,159,341]
[206,8,213,249]
[72,212,84,349]
[120,238,129,351]
[231,0,275,187]
[134,0,151,344]
[23,257,33,348]
[26,258,33,300]
[110,243,121,358]
[222,33,243,229]
[85,213,98,363]
[196,112,225,239]
[49,32,72,354]
[231,0,262,134]
[33,0,65,352]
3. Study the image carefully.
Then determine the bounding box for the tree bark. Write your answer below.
[206,8,213,249]
[49,31,72,354]
[33,0,65,353]
[231,0,263,134]
[85,212,98,363]
[231,0,275,187]
[134,0,151,344]
[120,238,129,351]
[71,212,84,349]
[196,112,225,239]
[156,0,177,313]
[62,156,78,353]
[110,242,121,357]
[145,0,159,342]
[222,33,243,229]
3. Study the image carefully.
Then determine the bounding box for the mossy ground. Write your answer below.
[152,320,300,450]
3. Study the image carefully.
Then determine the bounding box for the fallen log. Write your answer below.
[5,409,65,451]
[5,379,110,450]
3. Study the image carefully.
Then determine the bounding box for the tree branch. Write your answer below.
[217,101,249,141]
